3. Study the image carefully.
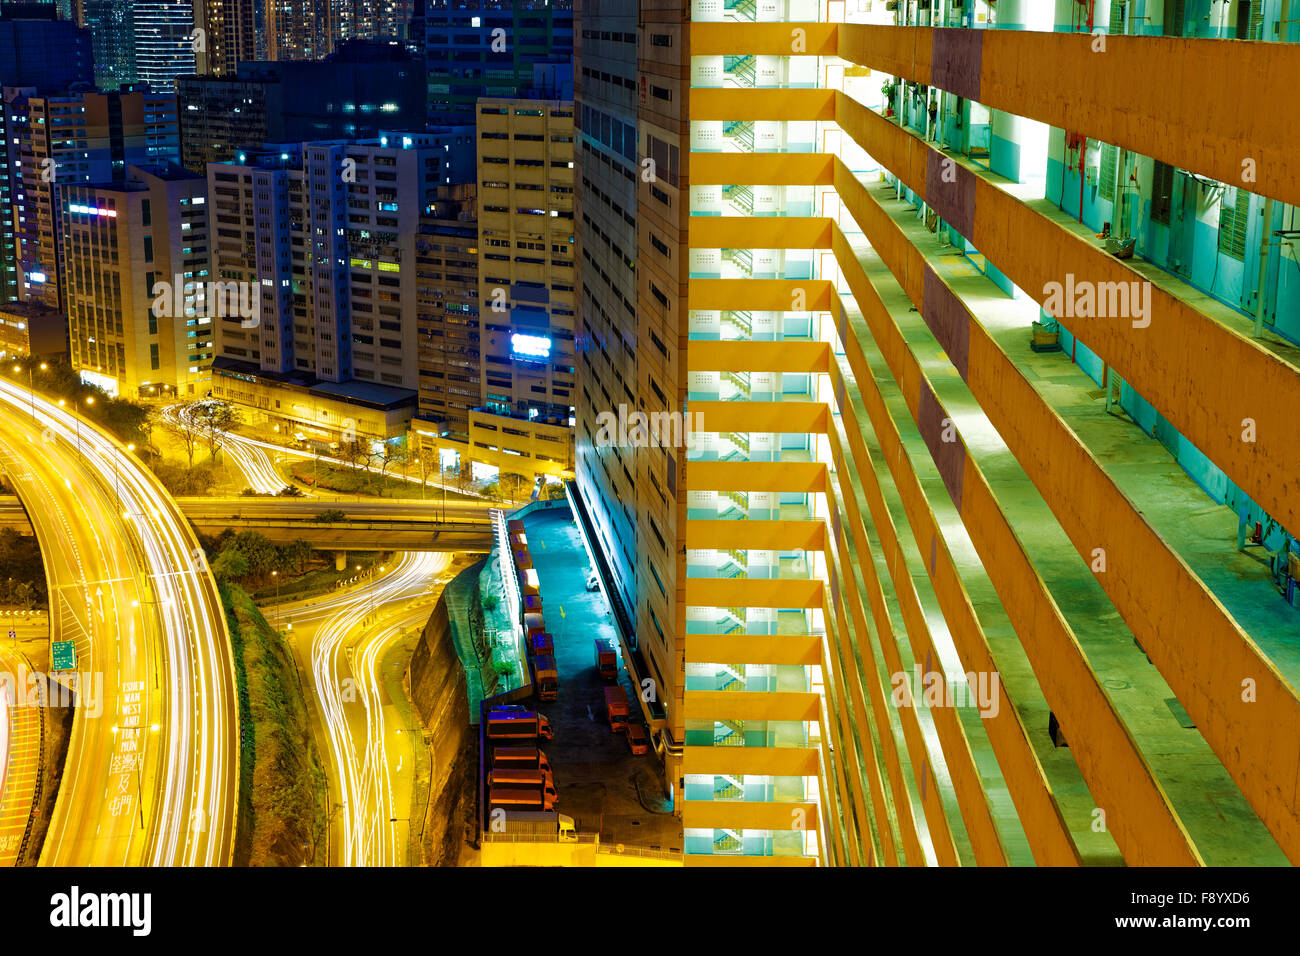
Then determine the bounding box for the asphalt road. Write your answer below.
[0,380,238,866]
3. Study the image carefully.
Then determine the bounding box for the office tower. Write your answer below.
[132,0,196,90]
[572,1,1300,866]
[413,182,479,456]
[177,39,428,173]
[424,0,572,124]
[207,133,457,445]
[59,163,211,397]
[3,85,181,310]
[80,0,135,89]
[0,4,95,302]
[193,0,257,75]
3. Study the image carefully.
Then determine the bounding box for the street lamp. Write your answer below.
[272,570,280,624]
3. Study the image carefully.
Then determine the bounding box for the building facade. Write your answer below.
[206,133,457,443]
[574,0,1300,867]
[424,0,572,124]
[177,40,429,173]
[3,85,181,311]
[60,163,212,397]
[132,0,197,90]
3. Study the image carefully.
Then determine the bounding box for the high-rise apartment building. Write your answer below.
[424,0,572,124]
[334,0,412,42]
[573,0,1300,867]
[413,182,479,452]
[415,96,574,489]
[3,85,181,310]
[265,0,332,60]
[207,132,466,445]
[60,163,212,397]
[193,0,257,75]
[177,39,428,173]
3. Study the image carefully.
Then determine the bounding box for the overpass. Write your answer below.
[0,496,497,551]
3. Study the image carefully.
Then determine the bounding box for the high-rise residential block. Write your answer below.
[207,132,464,445]
[573,0,1300,867]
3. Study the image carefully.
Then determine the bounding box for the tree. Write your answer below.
[174,410,200,468]
[194,402,238,463]
[280,538,314,573]
[211,548,249,582]
[317,509,346,523]
[377,443,406,493]
[499,473,529,505]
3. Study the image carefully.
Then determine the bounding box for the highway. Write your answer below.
[0,379,238,866]
[161,401,489,501]
[276,552,451,866]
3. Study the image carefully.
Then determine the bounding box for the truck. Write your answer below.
[530,632,554,657]
[488,786,558,811]
[522,593,544,618]
[518,567,540,597]
[486,706,554,741]
[523,611,546,641]
[532,654,558,701]
[489,809,576,842]
[506,519,526,538]
[487,768,557,799]
[492,745,553,776]
[513,548,533,571]
[594,639,617,682]
[604,685,629,732]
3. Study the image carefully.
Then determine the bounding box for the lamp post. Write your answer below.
[272,570,280,625]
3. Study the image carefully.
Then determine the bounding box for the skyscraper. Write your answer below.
[573,0,1300,866]
[132,0,196,90]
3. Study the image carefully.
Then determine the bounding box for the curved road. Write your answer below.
[0,380,238,866]
[278,552,450,866]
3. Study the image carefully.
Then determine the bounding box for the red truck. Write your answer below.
[488,786,558,811]
[604,685,629,732]
[532,654,558,701]
[486,706,554,741]
[487,768,557,801]
[594,639,617,682]
[624,722,649,755]
[530,632,554,657]
[492,745,553,776]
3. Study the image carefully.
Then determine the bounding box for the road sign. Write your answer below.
[51,640,76,671]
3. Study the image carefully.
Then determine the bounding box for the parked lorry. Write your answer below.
[486,706,554,740]
[604,685,629,732]
[531,632,554,657]
[492,745,553,776]
[522,593,544,618]
[506,519,526,538]
[489,809,576,841]
[594,639,617,682]
[532,654,558,701]
[488,786,558,811]
[487,768,557,800]
[518,567,541,597]
[523,612,546,641]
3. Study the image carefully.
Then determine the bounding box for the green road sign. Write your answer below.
[51,640,76,672]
